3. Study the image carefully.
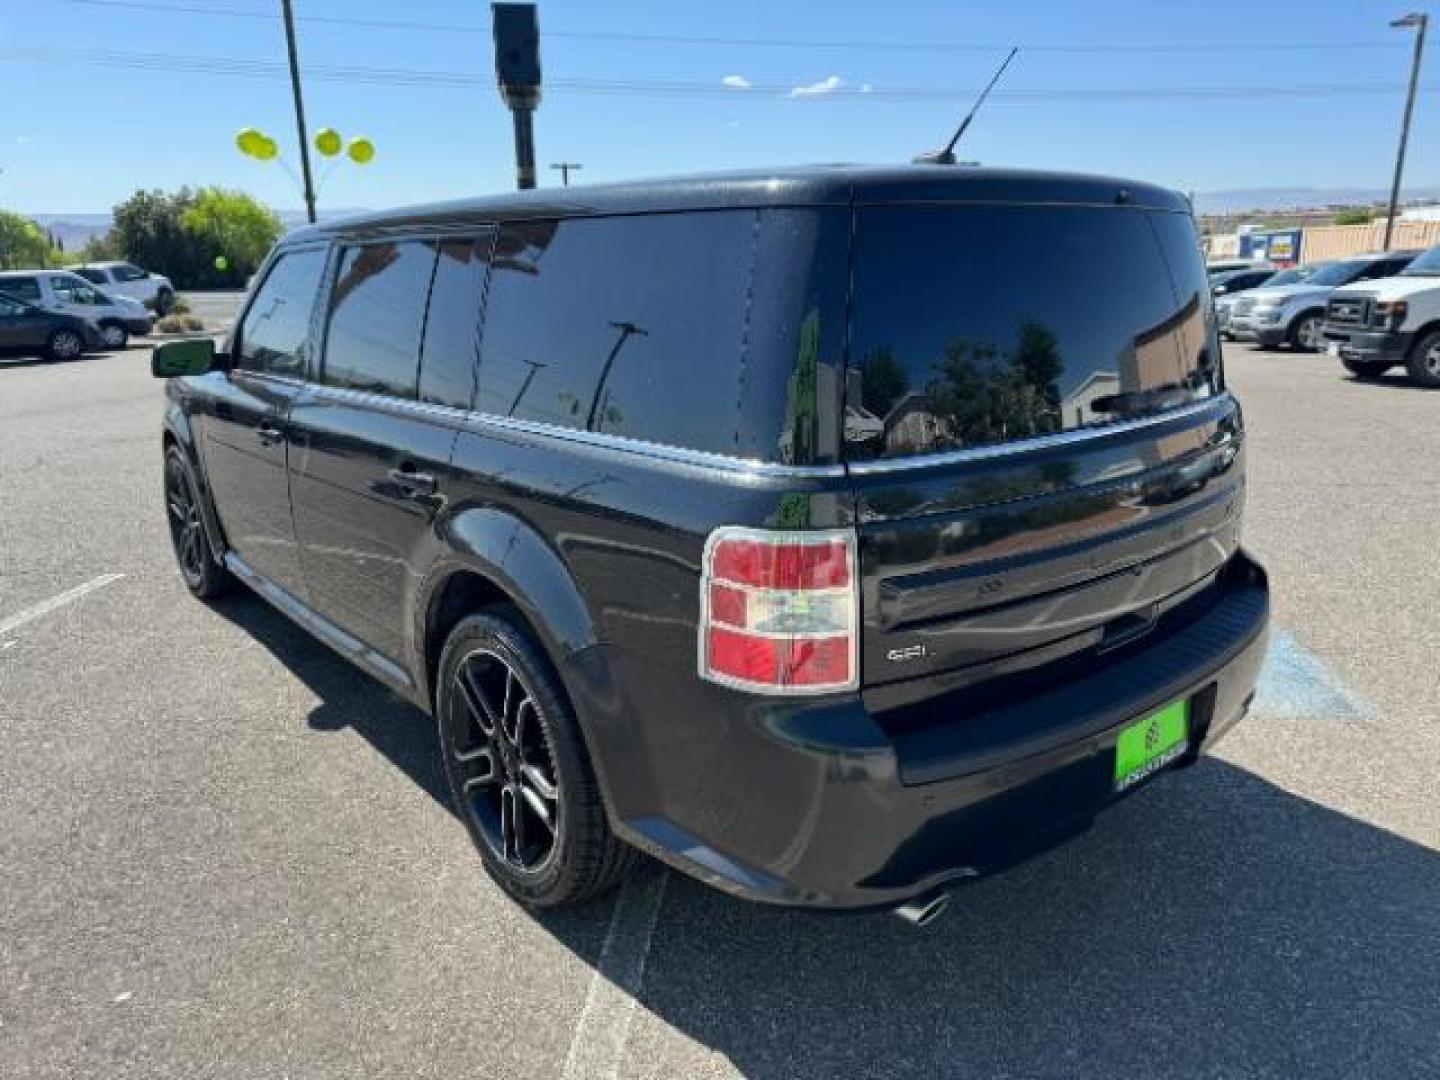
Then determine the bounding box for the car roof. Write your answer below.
[285,164,1190,243]
[77,261,128,269]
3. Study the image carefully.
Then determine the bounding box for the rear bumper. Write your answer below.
[573,551,1270,910]
[1321,326,1411,365]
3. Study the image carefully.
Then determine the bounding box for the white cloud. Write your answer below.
[790,75,842,98]
[722,74,751,89]
[860,83,873,94]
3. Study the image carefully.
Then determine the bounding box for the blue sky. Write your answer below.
[1,0,1435,212]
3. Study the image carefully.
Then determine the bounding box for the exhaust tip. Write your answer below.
[893,889,952,928]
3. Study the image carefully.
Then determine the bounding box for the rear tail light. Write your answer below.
[699,526,859,694]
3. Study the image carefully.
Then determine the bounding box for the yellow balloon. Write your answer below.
[235,127,263,157]
[314,127,342,157]
[253,135,278,161]
[347,137,375,165]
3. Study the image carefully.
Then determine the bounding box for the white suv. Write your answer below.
[1321,244,1440,386]
[72,261,175,314]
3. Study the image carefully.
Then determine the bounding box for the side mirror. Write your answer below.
[151,337,218,378]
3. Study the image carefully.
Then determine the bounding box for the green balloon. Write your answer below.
[214,255,229,271]
[347,137,375,165]
[314,127,342,157]
[235,127,263,157]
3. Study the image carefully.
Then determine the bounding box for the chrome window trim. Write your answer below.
[296,385,1230,482]
[844,392,1232,477]
[303,383,846,479]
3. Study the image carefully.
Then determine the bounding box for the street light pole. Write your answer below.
[1383,12,1428,251]
[280,0,318,223]
[550,162,583,186]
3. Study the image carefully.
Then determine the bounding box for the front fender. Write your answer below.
[163,387,228,564]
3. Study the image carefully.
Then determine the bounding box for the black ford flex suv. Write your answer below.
[153,167,1269,922]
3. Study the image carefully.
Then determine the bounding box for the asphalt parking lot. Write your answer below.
[2,339,1438,1079]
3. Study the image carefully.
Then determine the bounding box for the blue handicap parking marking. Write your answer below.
[1252,627,1371,722]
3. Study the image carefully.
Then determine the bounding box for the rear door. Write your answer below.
[288,233,490,665]
[845,202,1244,693]
[201,244,329,598]
[0,295,50,349]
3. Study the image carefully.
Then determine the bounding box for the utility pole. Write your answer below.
[1383,12,1428,251]
[585,321,648,432]
[280,0,318,223]
[550,162,583,187]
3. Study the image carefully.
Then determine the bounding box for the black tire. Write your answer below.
[436,608,636,907]
[45,328,85,362]
[98,321,129,350]
[155,288,175,316]
[164,447,235,599]
[1288,310,1325,352]
[1404,329,1440,388]
[1341,356,1391,380]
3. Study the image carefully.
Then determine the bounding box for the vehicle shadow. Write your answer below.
[1342,372,1436,392]
[208,593,1440,1079]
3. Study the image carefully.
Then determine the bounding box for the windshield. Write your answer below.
[847,205,1219,460]
[1304,260,1371,287]
[51,277,104,305]
[1266,263,1328,286]
[1401,246,1440,276]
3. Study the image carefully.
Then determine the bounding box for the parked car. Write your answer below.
[72,261,175,314]
[0,269,153,349]
[1206,258,1273,277]
[1210,267,1275,297]
[151,166,1268,920]
[0,291,102,360]
[1228,250,1419,351]
[1214,263,1329,340]
[1321,243,1440,386]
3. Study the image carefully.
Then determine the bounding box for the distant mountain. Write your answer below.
[1194,186,1440,215]
[26,208,368,251]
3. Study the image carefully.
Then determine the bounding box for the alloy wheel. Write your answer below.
[1425,342,1440,379]
[447,648,561,872]
[100,324,127,349]
[165,458,205,586]
[1298,317,1322,350]
[51,331,82,360]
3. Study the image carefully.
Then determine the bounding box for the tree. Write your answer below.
[1333,207,1374,226]
[180,187,282,287]
[108,186,282,287]
[0,211,57,269]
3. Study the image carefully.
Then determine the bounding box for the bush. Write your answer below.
[169,295,191,315]
[155,314,205,334]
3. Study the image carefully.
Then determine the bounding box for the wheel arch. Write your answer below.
[162,407,229,566]
[414,508,601,714]
[1405,320,1440,358]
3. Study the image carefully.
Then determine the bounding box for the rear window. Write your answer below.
[72,267,107,284]
[475,209,848,462]
[847,205,1220,461]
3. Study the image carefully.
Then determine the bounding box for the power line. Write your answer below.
[54,0,1405,54]
[3,44,1432,105]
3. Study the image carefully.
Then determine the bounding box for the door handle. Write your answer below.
[255,423,284,446]
[387,467,438,497]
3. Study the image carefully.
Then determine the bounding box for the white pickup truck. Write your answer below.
[1321,244,1440,386]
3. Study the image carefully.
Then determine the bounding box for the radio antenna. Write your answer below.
[913,47,1018,165]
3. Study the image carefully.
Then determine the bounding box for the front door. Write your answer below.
[0,296,50,350]
[200,245,329,599]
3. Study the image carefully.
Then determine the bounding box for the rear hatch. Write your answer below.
[843,196,1244,704]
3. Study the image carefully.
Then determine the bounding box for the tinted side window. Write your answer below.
[322,240,436,397]
[73,268,106,284]
[236,248,327,376]
[418,237,488,409]
[0,277,41,302]
[476,211,845,460]
[115,264,147,281]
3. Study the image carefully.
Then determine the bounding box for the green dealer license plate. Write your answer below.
[1113,699,1189,792]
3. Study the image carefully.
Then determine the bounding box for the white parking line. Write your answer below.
[0,574,126,638]
[561,869,669,1080]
